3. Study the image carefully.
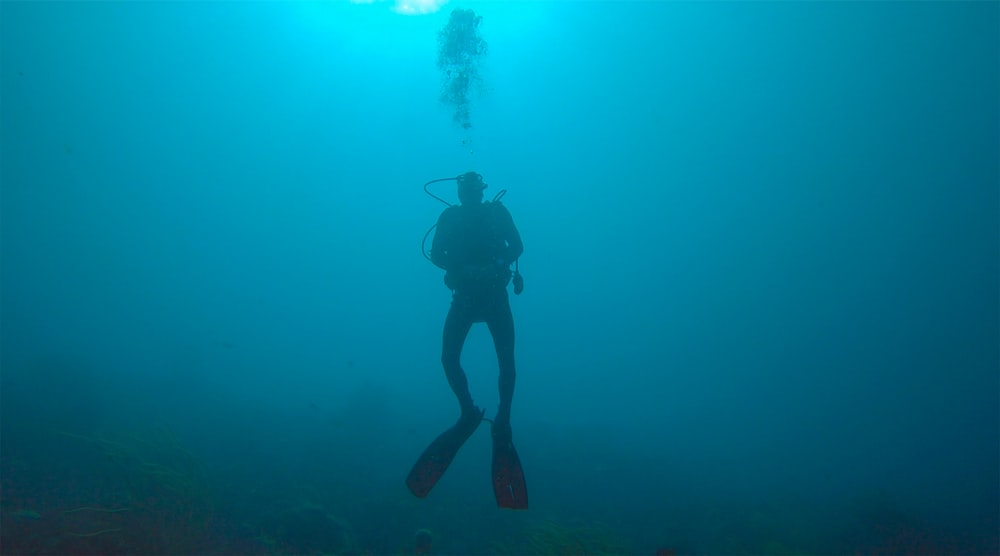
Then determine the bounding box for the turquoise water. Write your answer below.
[2,1,997,554]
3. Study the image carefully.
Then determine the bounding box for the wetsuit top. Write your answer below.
[431,201,524,292]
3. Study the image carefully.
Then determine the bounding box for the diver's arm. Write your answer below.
[499,206,524,263]
[506,227,524,264]
[430,211,452,270]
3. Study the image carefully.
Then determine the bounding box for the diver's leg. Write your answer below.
[486,293,516,426]
[407,302,483,499]
[485,292,527,509]
[442,296,477,416]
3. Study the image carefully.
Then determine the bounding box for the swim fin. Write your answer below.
[491,421,528,509]
[406,408,484,498]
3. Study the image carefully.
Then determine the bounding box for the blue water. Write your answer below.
[2,1,997,554]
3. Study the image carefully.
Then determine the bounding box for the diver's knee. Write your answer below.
[442,354,461,371]
[496,352,516,370]
[498,364,516,380]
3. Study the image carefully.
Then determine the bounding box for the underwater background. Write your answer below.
[1,1,997,554]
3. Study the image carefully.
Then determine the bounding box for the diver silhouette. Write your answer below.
[406,171,528,509]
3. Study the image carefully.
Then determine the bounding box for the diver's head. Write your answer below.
[457,171,486,205]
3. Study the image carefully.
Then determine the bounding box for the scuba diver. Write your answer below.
[406,171,528,509]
